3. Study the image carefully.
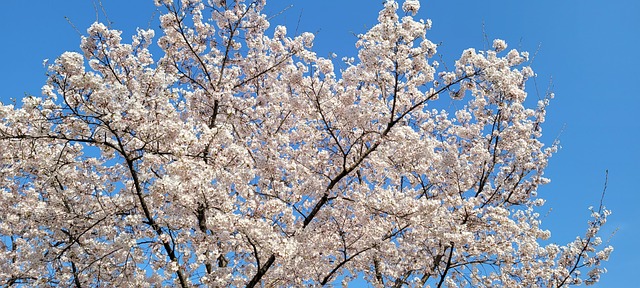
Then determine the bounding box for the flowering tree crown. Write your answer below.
[0,0,611,286]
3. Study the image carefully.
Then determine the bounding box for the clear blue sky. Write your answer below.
[1,1,637,286]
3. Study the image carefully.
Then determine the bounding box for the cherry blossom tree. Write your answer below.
[0,0,612,286]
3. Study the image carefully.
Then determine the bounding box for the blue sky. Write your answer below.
[1,1,637,286]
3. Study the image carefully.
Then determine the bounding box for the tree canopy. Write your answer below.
[0,0,611,286]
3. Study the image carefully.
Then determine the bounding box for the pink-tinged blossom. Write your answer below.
[402,0,420,15]
[493,38,508,52]
[0,0,611,287]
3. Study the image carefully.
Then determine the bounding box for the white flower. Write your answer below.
[493,39,507,52]
[402,0,420,15]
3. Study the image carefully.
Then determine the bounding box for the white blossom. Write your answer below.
[402,0,420,15]
[493,38,507,52]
